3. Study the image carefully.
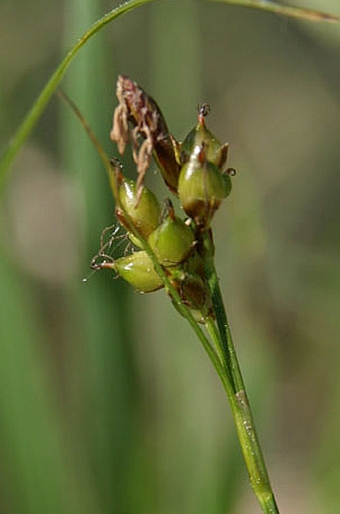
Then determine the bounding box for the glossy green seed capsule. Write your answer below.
[181,106,229,170]
[148,201,195,266]
[116,174,161,241]
[99,251,163,293]
[178,145,230,228]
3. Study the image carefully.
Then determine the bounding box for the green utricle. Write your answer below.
[118,179,160,239]
[114,251,163,292]
[180,117,229,169]
[148,215,195,266]
[178,156,229,228]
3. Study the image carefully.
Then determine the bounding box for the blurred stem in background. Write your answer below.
[149,0,202,133]
[61,0,141,513]
[0,253,99,514]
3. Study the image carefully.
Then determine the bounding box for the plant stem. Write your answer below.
[209,0,338,23]
[201,229,280,514]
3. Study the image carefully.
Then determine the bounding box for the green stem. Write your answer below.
[0,0,157,193]
[208,0,338,23]
[201,229,280,514]
[204,316,229,377]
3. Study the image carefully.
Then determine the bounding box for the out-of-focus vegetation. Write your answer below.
[1,0,340,513]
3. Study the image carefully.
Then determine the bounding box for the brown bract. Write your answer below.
[110,75,181,200]
[110,103,129,154]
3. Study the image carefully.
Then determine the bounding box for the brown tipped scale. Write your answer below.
[169,268,213,323]
[110,75,181,197]
[170,269,207,310]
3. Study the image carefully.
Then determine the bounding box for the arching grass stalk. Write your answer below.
[209,0,338,22]
[0,0,337,192]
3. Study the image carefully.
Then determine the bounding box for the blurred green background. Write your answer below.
[1,0,340,513]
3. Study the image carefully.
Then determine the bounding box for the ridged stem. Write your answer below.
[201,229,280,514]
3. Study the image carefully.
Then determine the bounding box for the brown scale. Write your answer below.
[110,75,181,200]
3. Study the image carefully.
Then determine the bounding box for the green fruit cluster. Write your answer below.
[100,77,234,321]
[112,174,209,317]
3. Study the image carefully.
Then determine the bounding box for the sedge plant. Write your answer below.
[59,77,279,513]
[0,2,338,514]
[109,77,280,513]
